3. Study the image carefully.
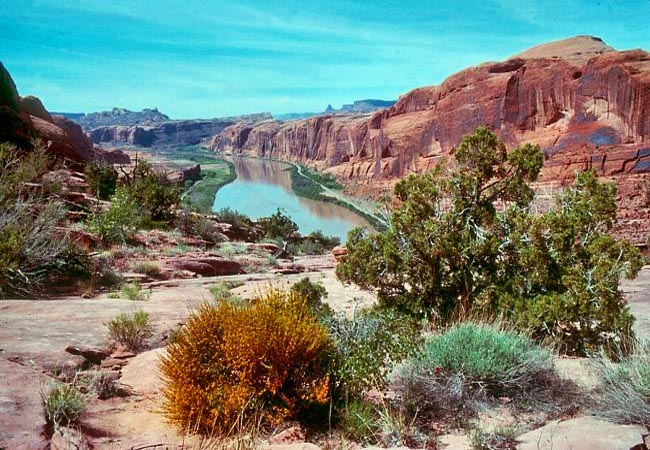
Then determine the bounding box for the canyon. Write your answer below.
[211,36,650,244]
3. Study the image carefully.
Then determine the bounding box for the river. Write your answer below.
[212,158,371,242]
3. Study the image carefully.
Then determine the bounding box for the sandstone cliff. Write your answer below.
[0,62,130,166]
[211,36,650,244]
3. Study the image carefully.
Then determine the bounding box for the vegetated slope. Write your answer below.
[211,36,650,244]
[0,61,129,165]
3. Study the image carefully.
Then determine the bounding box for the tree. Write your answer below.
[337,126,543,319]
[336,127,641,354]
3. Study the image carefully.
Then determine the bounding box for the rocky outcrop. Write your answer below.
[164,255,245,276]
[212,36,650,244]
[0,61,130,165]
[87,113,273,148]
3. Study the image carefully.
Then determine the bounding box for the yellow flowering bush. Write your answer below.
[160,289,332,434]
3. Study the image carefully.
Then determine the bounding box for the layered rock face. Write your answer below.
[0,62,128,165]
[212,36,650,244]
[87,113,272,148]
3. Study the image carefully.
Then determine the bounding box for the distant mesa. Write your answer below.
[275,99,396,122]
[57,107,171,129]
[70,107,272,148]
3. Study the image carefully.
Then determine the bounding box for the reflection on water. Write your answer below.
[213,157,370,242]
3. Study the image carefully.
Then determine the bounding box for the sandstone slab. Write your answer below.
[0,358,48,449]
[517,416,646,450]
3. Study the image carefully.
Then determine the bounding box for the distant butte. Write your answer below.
[211,36,650,244]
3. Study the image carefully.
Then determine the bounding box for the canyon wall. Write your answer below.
[211,36,650,244]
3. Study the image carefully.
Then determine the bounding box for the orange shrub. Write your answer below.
[160,289,332,435]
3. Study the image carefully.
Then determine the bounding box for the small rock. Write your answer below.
[100,357,128,369]
[65,345,109,365]
[269,425,306,444]
[261,444,321,450]
[111,350,137,360]
[51,425,91,450]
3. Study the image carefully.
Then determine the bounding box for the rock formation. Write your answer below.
[59,107,170,129]
[84,113,272,148]
[0,61,129,166]
[211,36,650,244]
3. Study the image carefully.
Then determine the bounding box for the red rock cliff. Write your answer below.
[211,36,650,244]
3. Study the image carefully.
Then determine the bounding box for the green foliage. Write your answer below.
[337,127,642,354]
[84,163,118,200]
[175,208,225,244]
[209,281,241,303]
[182,158,236,213]
[290,277,332,319]
[593,343,650,427]
[338,126,544,319]
[392,323,553,418]
[107,309,154,351]
[0,143,87,298]
[119,281,151,301]
[87,186,139,244]
[257,208,299,241]
[41,380,86,426]
[124,158,180,223]
[213,207,256,240]
[327,309,421,400]
[160,289,332,435]
[289,230,341,255]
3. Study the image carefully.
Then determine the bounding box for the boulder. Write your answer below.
[165,256,244,276]
[65,344,109,365]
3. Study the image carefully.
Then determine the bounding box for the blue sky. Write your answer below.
[2,0,649,119]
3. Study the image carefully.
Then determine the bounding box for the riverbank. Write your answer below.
[181,157,236,212]
[287,163,389,230]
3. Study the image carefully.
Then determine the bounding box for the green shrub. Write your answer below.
[392,323,553,418]
[160,289,332,435]
[119,281,151,301]
[337,127,642,356]
[208,281,240,302]
[124,158,180,223]
[327,309,421,400]
[290,277,332,319]
[87,186,140,244]
[213,207,255,240]
[0,143,88,298]
[593,343,650,427]
[289,230,341,255]
[175,208,226,244]
[84,163,118,200]
[107,309,154,351]
[257,209,298,241]
[132,261,162,278]
[41,380,86,426]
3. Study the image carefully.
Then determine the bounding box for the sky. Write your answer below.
[1,0,650,119]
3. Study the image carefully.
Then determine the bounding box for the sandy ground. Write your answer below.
[1,261,648,449]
